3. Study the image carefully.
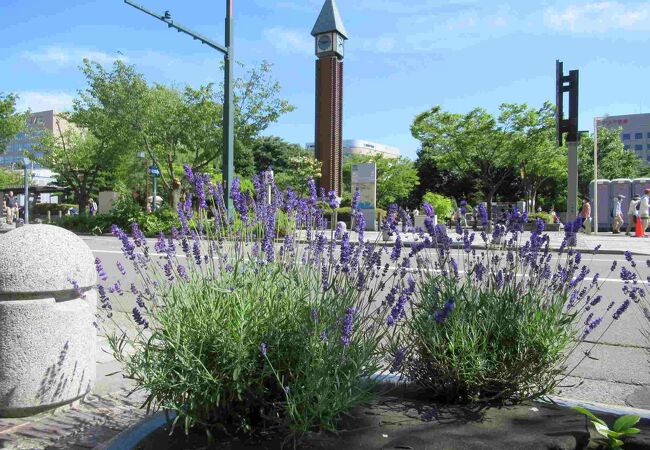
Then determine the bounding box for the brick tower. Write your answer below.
[312,0,347,195]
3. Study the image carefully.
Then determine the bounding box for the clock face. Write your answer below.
[336,36,344,54]
[317,34,332,51]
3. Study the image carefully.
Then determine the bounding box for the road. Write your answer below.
[81,234,650,407]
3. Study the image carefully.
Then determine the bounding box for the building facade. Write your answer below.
[598,113,650,163]
[306,139,400,159]
[1,110,65,186]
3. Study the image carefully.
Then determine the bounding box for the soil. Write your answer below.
[134,386,650,450]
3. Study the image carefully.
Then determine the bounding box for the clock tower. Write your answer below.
[312,0,347,195]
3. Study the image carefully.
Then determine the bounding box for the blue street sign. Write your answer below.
[149,165,160,177]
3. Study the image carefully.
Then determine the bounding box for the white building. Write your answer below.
[306,139,400,159]
[598,113,650,163]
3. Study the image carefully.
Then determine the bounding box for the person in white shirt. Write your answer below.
[611,195,624,234]
[626,194,640,236]
[639,189,650,237]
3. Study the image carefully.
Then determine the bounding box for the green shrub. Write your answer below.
[528,212,554,224]
[102,173,405,439]
[422,192,455,220]
[402,274,575,402]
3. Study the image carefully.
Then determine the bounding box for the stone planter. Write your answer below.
[0,225,96,417]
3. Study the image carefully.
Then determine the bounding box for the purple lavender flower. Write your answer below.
[327,190,340,209]
[353,210,366,242]
[391,236,403,261]
[478,203,488,227]
[68,277,86,299]
[177,264,190,282]
[116,261,126,276]
[582,316,603,340]
[620,267,636,282]
[307,177,317,205]
[192,241,202,265]
[423,202,435,218]
[351,189,360,210]
[183,163,195,183]
[389,347,406,373]
[434,299,455,324]
[611,260,618,272]
[613,299,630,319]
[624,251,633,262]
[132,307,149,329]
[94,257,107,281]
[260,342,268,357]
[340,307,355,346]
[111,225,136,260]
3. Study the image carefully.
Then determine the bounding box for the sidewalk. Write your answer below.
[361,229,650,256]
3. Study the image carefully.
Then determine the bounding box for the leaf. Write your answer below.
[593,421,610,437]
[572,406,606,425]
[612,414,640,432]
[622,427,641,435]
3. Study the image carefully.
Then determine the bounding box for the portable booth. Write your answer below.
[589,179,612,231]
[632,178,650,197]
[610,179,633,229]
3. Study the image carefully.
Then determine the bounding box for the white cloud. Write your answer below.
[544,1,650,32]
[14,91,75,113]
[21,46,128,70]
[263,27,313,55]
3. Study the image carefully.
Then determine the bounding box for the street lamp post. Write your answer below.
[22,157,30,225]
[124,0,235,216]
[593,117,600,234]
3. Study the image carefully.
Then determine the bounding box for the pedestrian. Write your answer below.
[4,191,16,225]
[579,197,591,232]
[639,189,650,237]
[611,195,624,234]
[88,198,98,216]
[626,194,640,236]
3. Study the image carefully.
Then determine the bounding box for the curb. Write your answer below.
[547,396,650,420]
[94,410,176,450]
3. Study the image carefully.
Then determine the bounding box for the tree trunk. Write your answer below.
[77,185,88,214]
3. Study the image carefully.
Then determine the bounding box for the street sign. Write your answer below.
[149,165,160,177]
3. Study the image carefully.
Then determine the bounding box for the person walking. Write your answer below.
[88,198,98,216]
[579,197,591,232]
[626,194,640,236]
[611,195,624,234]
[639,189,650,237]
[4,191,16,225]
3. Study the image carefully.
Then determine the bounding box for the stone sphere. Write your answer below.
[0,224,96,295]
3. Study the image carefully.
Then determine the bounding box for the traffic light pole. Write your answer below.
[124,0,235,216]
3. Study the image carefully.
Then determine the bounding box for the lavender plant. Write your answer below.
[98,167,409,439]
[391,207,633,403]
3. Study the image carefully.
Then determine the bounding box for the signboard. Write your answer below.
[351,162,377,231]
[149,165,160,177]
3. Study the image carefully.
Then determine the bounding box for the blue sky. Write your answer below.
[2,0,650,159]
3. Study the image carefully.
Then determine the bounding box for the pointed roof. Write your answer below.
[311,0,348,39]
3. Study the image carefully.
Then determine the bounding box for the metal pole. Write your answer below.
[223,0,235,216]
[567,141,579,223]
[152,175,158,212]
[593,117,599,234]
[23,166,29,225]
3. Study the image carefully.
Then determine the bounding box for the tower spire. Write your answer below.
[311,0,347,39]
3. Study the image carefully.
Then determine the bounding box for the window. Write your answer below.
[647,155,650,162]
[622,133,631,140]
[648,144,650,150]
[647,132,650,139]
[636,133,643,140]
[635,144,643,151]
[364,143,375,149]
[624,145,631,150]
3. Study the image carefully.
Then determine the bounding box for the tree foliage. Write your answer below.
[578,126,642,197]
[0,93,25,150]
[250,135,309,173]
[343,154,419,209]
[68,59,294,207]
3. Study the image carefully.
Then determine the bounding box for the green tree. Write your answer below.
[33,123,119,213]
[0,167,21,188]
[498,102,566,211]
[73,59,295,207]
[411,106,515,219]
[578,126,641,197]
[250,135,308,173]
[0,93,25,150]
[274,154,321,196]
[421,192,455,219]
[343,154,419,209]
